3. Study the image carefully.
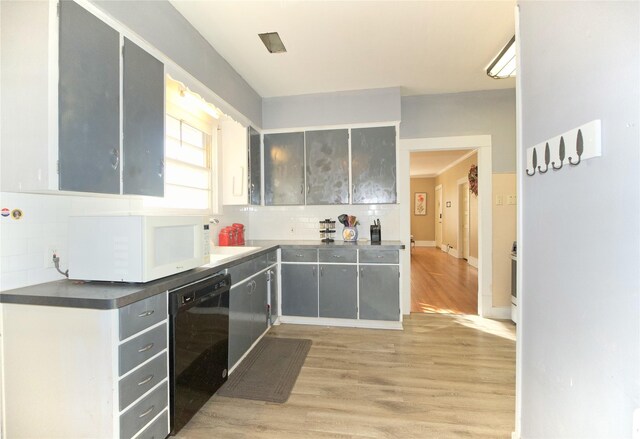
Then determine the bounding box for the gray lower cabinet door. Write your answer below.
[305,129,349,204]
[351,126,397,204]
[249,127,261,205]
[319,265,357,319]
[281,264,318,317]
[59,0,120,194]
[269,267,279,324]
[359,265,400,321]
[264,132,305,205]
[229,280,253,368]
[123,38,164,196]
[252,272,269,342]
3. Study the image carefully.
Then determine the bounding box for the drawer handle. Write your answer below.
[333,254,342,258]
[138,310,155,318]
[377,255,385,258]
[138,405,155,419]
[138,343,154,353]
[360,268,364,277]
[295,254,303,258]
[137,374,154,386]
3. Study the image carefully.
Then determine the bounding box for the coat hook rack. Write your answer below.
[526,120,601,177]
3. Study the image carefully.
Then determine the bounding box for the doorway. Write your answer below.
[458,179,470,261]
[399,135,494,318]
[435,185,443,249]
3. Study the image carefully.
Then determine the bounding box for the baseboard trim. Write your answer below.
[448,248,459,258]
[279,316,403,330]
[468,256,478,268]
[415,240,435,247]
[484,306,512,320]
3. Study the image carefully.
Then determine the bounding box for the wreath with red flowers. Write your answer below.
[468,164,478,196]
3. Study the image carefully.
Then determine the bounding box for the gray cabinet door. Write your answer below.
[359,265,400,321]
[122,38,164,196]
[229,280,253,368]
[251,272,269,342]
[59,0,120,194]
[264,132,305,205]
[269,267,279,324]
[305,129,349,204]
[281,264,318,317]
[319,265,357,319]
[351,126,397,204]
[248,127,261,205]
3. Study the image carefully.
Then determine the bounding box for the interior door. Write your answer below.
[435,185,443,248]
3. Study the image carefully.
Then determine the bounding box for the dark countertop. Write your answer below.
[0,240,404,310]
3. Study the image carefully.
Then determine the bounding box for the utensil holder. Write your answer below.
[342,226,358,242]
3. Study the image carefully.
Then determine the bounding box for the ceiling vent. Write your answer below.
[259,32,287,54]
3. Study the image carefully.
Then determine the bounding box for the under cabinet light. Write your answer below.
[486,36,516,79]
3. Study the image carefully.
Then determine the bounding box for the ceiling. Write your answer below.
[170,1,516,98]
[410,150,473,177]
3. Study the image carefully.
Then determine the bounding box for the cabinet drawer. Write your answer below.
[135,409,168,439]
[319,248,357,263]
[359,249,399,264]
[119,293,167,341]
[119,323,167,376]
[119,381,168,439]
[119,352,167,411]
[281,248,317,262]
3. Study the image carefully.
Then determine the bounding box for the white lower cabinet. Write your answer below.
[2,293,170,438]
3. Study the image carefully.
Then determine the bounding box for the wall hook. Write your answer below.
[552,137,565,170]
[526,148,537,176]
[568,129,584,165]
[538,142,550,173]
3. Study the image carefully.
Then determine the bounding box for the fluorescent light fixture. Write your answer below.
[486,36,516,79]
[259,32,287,54]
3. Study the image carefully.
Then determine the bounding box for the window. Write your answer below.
[144,76,218,213]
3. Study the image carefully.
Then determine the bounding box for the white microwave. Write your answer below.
[68,215,210,282]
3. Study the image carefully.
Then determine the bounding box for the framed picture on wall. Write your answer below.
[414,192,427,215]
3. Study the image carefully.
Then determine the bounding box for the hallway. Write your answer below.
[411,247,478,314]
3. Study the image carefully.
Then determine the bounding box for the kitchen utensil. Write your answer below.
[370,219,381,243]
[338,214,348,226]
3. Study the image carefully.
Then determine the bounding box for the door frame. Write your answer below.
[456,177,471,262]
[399,135,493,317]
[435,184,443,249]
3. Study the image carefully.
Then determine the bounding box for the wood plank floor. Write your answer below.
[176,314,516,439]
[411,247,478,315]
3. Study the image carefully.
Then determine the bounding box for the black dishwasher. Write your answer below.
[168,273,230,435]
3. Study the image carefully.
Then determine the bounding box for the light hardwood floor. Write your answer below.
[411,247,478,315]
[177,314,516,438]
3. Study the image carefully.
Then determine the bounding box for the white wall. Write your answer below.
[518,2,640,437]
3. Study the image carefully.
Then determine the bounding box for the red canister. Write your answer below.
[218,227,231,246]
[232,223,245,246]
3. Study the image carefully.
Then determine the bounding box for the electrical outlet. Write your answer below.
[496,195,504,205]
[508,195,517,205]
[45,246,57,268]
[289,226,295,235]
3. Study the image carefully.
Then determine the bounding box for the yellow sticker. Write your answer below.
[10,209,23,220]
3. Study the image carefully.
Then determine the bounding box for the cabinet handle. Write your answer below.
[360,268,364,278]
[137,374,154,386]
[137,310,154,318]
[377,255,384,259]
[111,148,119,171]
[300,184,304,194]
[320,266,323,276]
[137,343,154,353]
[333,254,342,258]
[158,159,164,178]
[138,405,155,418]
[312,266,316,277]
[307,184,310,194]
[295,254,303,258]
[352,184,356,194]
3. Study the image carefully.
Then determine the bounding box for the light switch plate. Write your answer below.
[508,195,517,205]
[496,195,504,205]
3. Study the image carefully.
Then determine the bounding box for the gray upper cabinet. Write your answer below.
[122,38,164,196]
[264,132,305,205]
[249,127,262,205]
[305,129,349,205]
[351,126,397,204]
[59,0,120,194]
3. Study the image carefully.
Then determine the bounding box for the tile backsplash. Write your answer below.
[0,191,400,291]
